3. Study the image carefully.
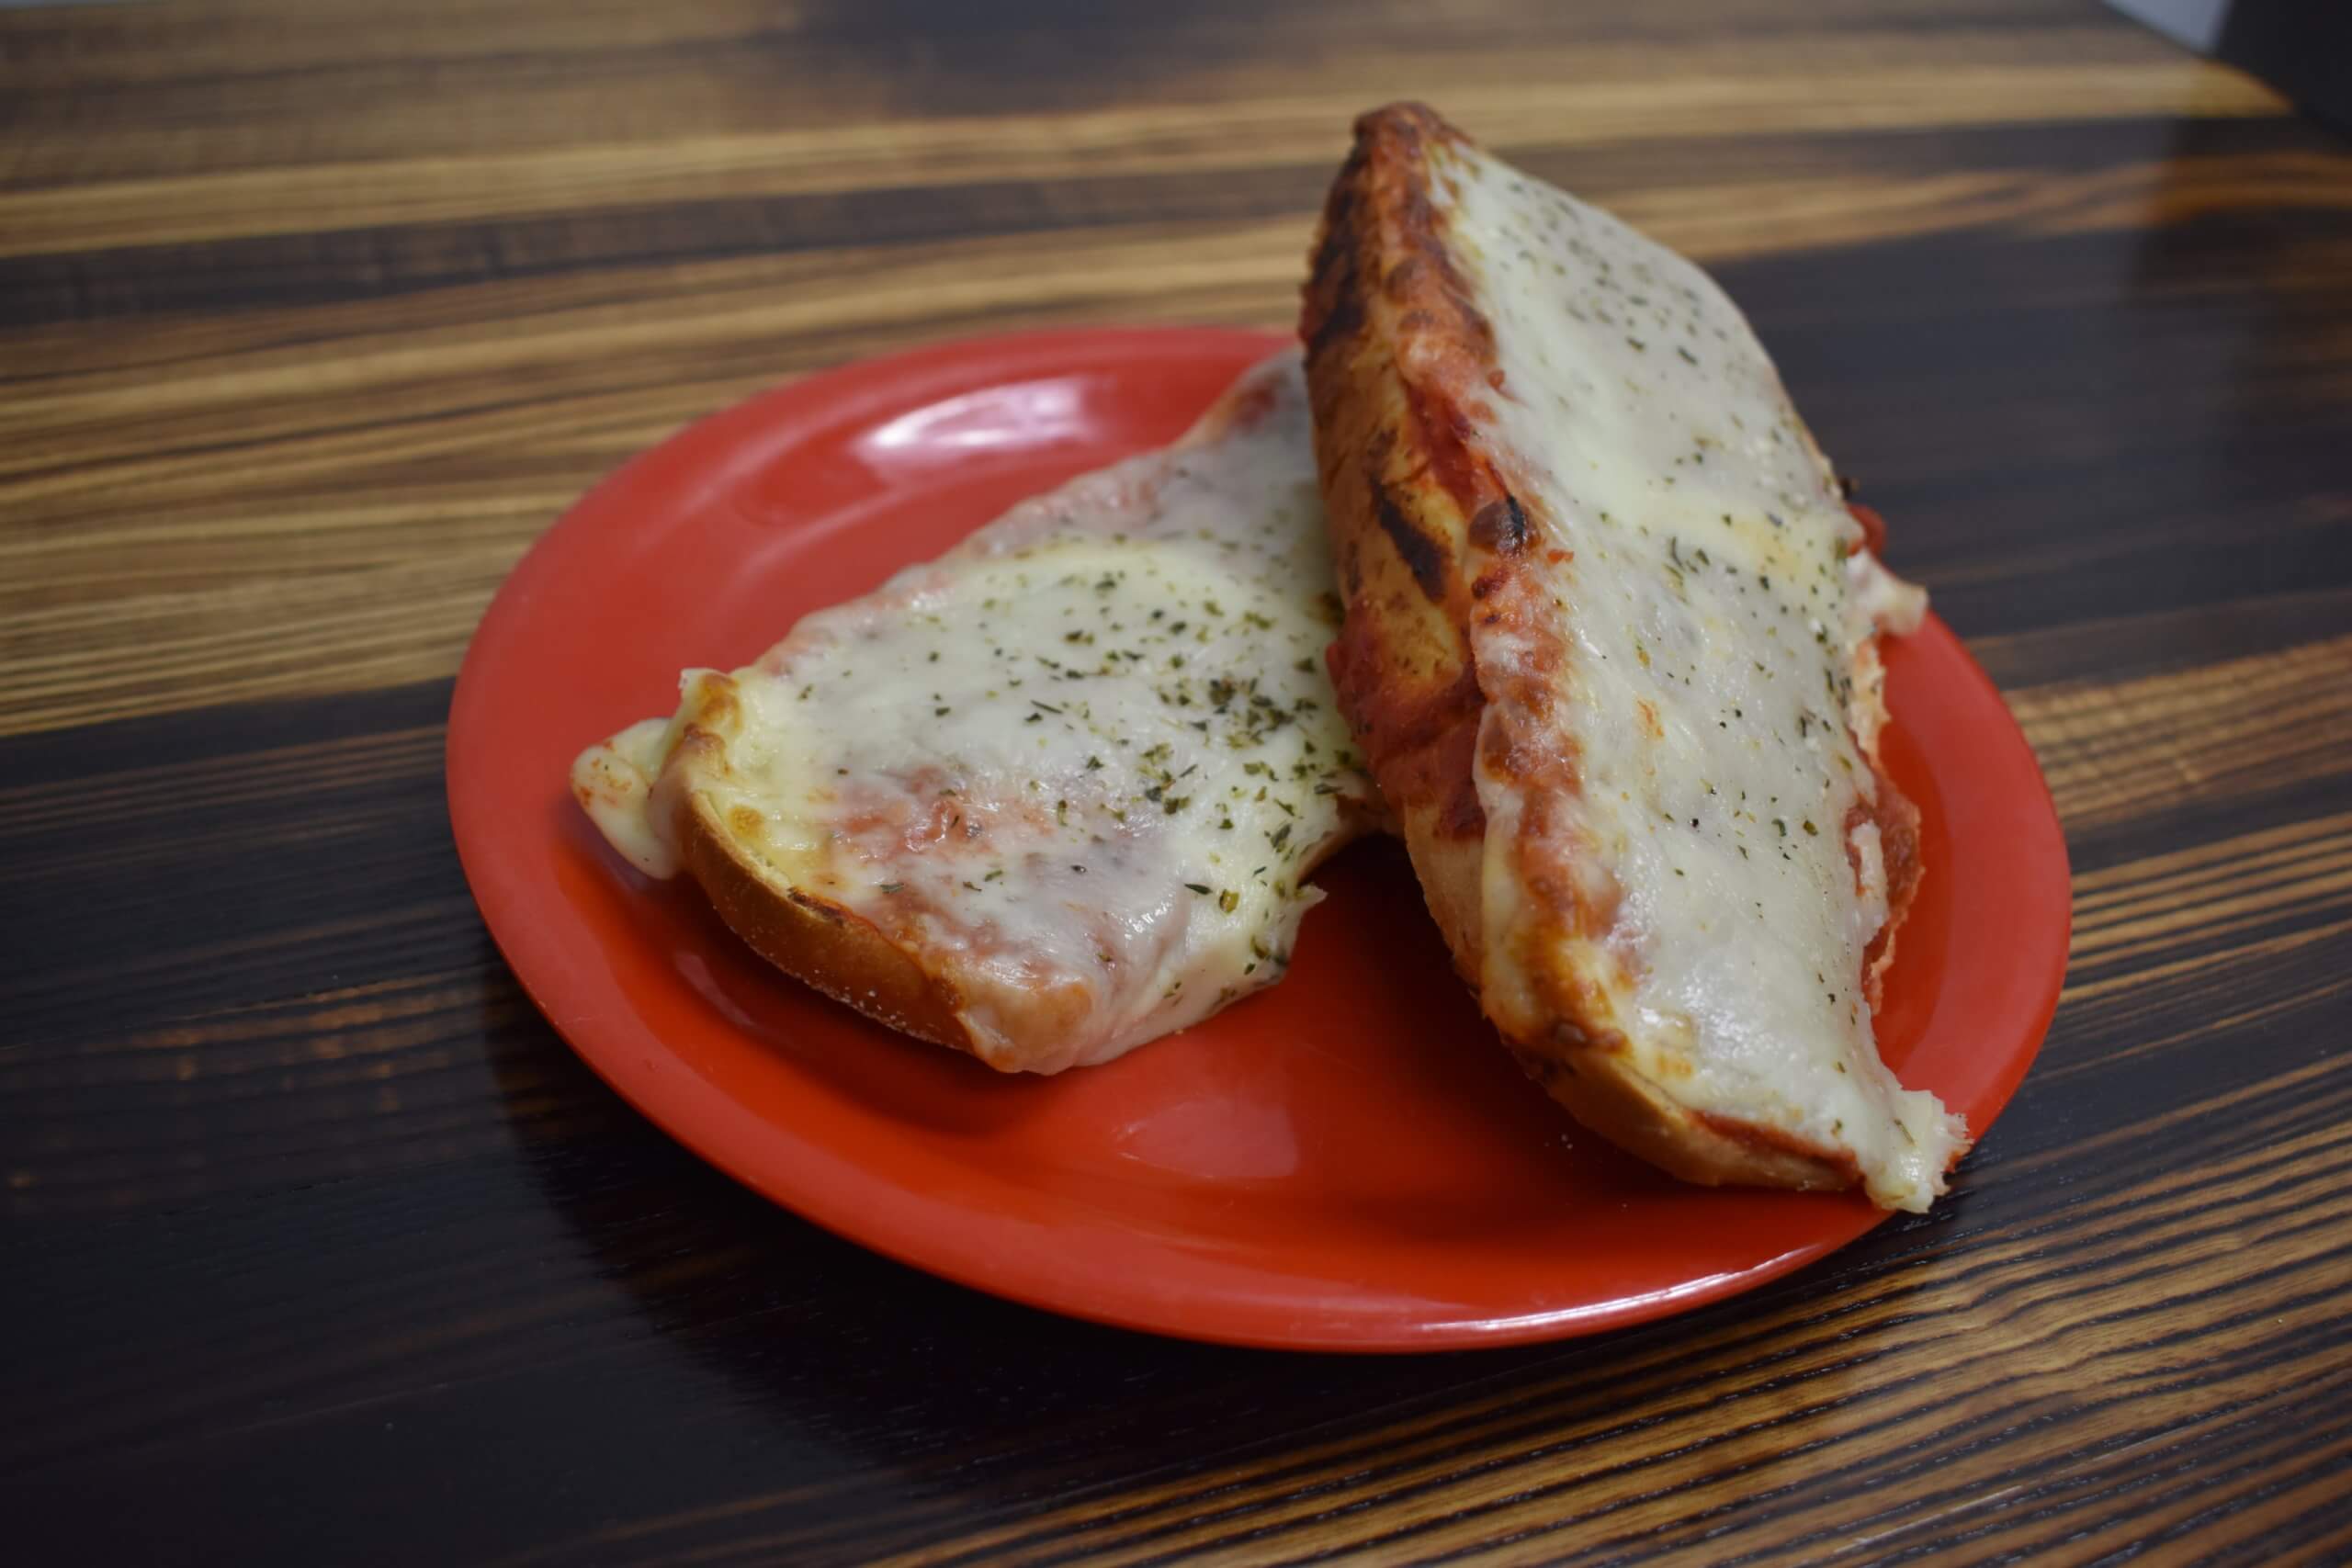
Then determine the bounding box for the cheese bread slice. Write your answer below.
[573,352,1381,1075]
[1302,105,1963,1209]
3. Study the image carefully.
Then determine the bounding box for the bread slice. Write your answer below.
[1301,104,1963,1209]
[572,352,1382,1075]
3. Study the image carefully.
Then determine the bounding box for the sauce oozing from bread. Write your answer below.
[1426,141,1963,1208]
[574,354,1376,1074]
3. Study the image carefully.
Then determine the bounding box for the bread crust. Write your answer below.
[673,789,983,1057]
[1303,104,1920,1194]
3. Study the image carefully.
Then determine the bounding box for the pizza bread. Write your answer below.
[573,351,1382,1075]
[1301,104,1963,1209]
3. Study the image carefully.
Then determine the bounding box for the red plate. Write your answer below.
[447,327,2070,1350]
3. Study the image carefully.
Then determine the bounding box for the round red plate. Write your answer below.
[448,327,2070,1351]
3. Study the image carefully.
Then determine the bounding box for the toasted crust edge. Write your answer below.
[673,790,986,1061]
[673,789,992,1062]
[1304,102,1901,1196]
[671,782,1385,1073]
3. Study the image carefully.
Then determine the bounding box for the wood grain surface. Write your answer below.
[4,0,2350,1562]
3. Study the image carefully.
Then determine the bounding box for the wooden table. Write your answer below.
[6,1,2350,1561]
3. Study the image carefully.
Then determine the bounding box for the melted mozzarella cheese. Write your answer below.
[573,353,1375,1074]
[1430,145,1962,1209]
